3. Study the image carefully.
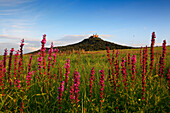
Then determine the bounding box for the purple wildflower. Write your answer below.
[0,61,4,96]
[8,48,14,87]
[128,53,131,71]
[142,47,147,100]
[3,49,7,80]
[115,50,120,87]
[20,39,24,76]
[69,83,75,104]
[89,67,95,101]
[37,53,43,75]
[52,48,59,68]
[14,51,19,78]
[47,42,53,78]
[28,55,33,73]
[64,58,70,91]
[106,47,112,65]
[121,57,127,91]
[74,71,80,111]
[150,32,156,74]
[41,34,46,73]
[159,40,167,78]
[58,81,65,109]
[26,71,33,89]
[99,69,105,107]
[167,67,170,93]
[131,55,136,87]
[112,49,115,63]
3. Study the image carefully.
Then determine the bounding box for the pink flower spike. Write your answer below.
[73,70,80,111]
[99,69,105,107]
[58,81,65,109]
[121,57,127,92]
[131,55,136,87]
[64,58,70,91]
[89,67,95,101]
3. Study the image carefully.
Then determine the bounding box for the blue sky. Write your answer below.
[0,0,170,54]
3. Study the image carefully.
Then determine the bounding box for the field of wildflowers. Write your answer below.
[0,32,170,112]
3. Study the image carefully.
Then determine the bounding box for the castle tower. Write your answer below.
[93,33,98,38]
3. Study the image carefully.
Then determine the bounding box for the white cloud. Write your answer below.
[155,43,163,46]
[0,0,40,39]
[131,43,164,47]
[0,34,20,39]
[0,42,20,55]
[0,0,34,7]
[0,40,40,55]
[57,34,90,42]
[53,41,69,46]
[0,34,42,54]
[100,34,114,39]
[24,46,40,54]
[11,25,24,28]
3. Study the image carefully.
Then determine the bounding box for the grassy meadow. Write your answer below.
[0,36,170,112]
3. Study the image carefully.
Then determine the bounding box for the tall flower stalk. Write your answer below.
[37,52,43,76]
[64,58,70,91]
[150,32,156,75]
[112,49,115,63]
[73,71,80,112]
[106,47,112,64]
[131,55,136,87]
[17,58,22,89]
[99,69,105,107]
[128,53,131,71]
[3,49,7,80]
[145,46,148,73]
[159,40,167,79]
[112,67,116,93]
[52,48,59,68]
[14,51,19,78]
[47,42,53,78]
[28,55,33,73]
[41,34,47,74]
[58,81,65,109]
[89,67,95,101]
[8,48,14,87]
[155,63,158,75]
[121,57,127,92]
[106,47,116,92]
[140,47,143,70]
[115,50,120,87]
[26,71,33,89]
[142,47,147,100]
[0,61,4,96]
[167,67,170,94]
[69,83,75,104]
[20,39,24,78]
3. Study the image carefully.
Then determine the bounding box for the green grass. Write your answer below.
[0,47,169,112]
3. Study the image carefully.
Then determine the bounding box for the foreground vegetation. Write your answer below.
[0,33,170,112]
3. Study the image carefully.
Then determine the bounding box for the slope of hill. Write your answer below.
[57,36,133,51]
[28,35,134,54]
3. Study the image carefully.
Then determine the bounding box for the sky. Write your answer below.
[0,0,170,54]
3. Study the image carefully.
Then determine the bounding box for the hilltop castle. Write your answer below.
[93,34,99,38]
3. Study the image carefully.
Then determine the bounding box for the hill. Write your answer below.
[28,35,134,54]
[57,35,133,51]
